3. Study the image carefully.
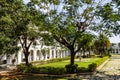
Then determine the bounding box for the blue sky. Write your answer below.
[109,36,120,43]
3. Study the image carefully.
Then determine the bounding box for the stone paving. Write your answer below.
[76,55,120,80]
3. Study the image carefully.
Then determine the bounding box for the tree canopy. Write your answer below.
[35,0,112,66]
[1,0,120,68]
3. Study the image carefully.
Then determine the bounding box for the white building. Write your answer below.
[0,41,69,65]
[111,43,120,54]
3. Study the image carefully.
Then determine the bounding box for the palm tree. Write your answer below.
[94,34,110,56]
[79,33,95,58]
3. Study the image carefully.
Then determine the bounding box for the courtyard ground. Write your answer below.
[76,55,120,80]
[0,55,120,80]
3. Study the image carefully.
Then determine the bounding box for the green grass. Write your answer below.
[36,56,109,68]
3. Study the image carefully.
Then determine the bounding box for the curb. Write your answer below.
[96,59,109,71]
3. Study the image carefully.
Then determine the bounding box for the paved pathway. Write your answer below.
[0,64,16,75]
[76,55,120,80]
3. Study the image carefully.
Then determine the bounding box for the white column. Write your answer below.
[54,49,56,58]
[59,50,61,58]
[29,53,31,62]
[49,49,52,59]
[7,55,11,64]
[17,52,22,64]
[64,50,66,57]
[61,51,63,58]
[39,51,42,60]
[33,50,37,61]
[45,52,47,60]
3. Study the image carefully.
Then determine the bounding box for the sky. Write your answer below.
[109,35,120,43]
[23,0,120,43]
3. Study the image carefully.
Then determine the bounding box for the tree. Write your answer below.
[81,34,95,57]
[94,34,110,56]
[36,0,106,66]
[0,0,45,65]
[0,0,21,61]
[14,2,45,65]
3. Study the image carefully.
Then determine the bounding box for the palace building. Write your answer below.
[0,40,69,65]
[111,43,120,54]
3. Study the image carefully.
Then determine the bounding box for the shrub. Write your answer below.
[30,66,66,74]
[90,54,96,58]
[16,63,33,73]
[107,53,112,57]
[16,65,66,75]
[65,64,78,73]
[46,57,70,63]
[49,67,65,74]
[32,57,70,65]
[76,67,88,73]
[88,63,97,72]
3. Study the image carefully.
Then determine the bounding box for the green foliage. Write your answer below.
[0,0,23,55]
[16,64,65,75]
[95,56,109,67]
[81,0,92,4]
[31,57,70,65]
[65,64,78,73]
[32,67,66,75]
[76,67,88,73]
[94,34,110,55]
[108,53,112,57]
[88,63,97,72]
[46,57,70,63]
[16,63,33,73]
[16,56,109,74]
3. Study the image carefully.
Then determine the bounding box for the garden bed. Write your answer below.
[16,56,109,75]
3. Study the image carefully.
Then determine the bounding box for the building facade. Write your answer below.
[0,41,69,65]
[111,43,120,54]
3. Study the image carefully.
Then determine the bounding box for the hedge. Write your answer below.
[16,56,109,74]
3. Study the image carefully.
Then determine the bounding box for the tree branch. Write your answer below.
[75,44,81,53]
[18,37,24,48]
[53,35,70,48]
[72,35,77,46]
[28,41,32,49]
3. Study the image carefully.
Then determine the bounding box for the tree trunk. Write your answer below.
[70,50,75,65]
[24,51,30,66]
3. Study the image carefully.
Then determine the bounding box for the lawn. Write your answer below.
[36,56,109,68]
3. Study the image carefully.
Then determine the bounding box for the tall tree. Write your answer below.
[94,34,110,56]
[0,0,21,60]
[36,0,106,66]
[81,33,95,57]
[0,0,44,65]
[14,1,45,65]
